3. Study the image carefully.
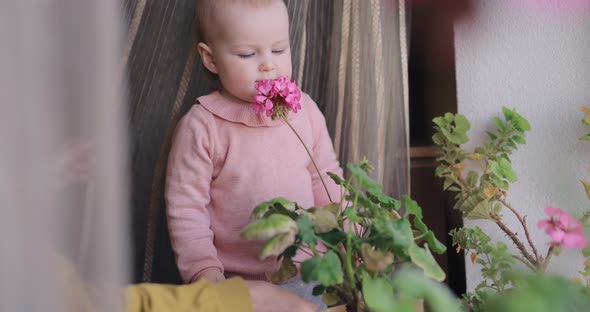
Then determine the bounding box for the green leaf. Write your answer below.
[486,131,498,140]
[464,199,495,220]
[356,193,381,213]
[466,153,484,161]
[482,274,590,312]
[432,132,445,145]
[493,117,505,131]
[507,139,517,150]
[300,251,343,286]
[409,243,446,282]
[241,214,297,240]
[512,135,526,144]
[327,172,346,186]
[503,107,531,132]
[251,197,296,219]
[443,178,454,191]
[368,190,401,210]
[266,257,298,283]
[312,285,325,296]
[317,229,347,247]
[348,163,381,192]
[489,158,517,185]
[404,195,423,218]
[403,196,435,239]
[309,206,339,233]
[260,232,296,260]
[282,245,299,259]
[374,218,414,253]
[446,128,470,145]
[322,291,340,306]
[344,206,362,223]
[296,215,318,247]
[434,165,447,177]
[467,171,479,188]
[581,134,590,141]
[362,272,396,312]
[392,270,461,312]
[581,181,590,202]
[432,117,447,128]
[444,112,454,123]
[420,230,447,254]
[454,114,471,132]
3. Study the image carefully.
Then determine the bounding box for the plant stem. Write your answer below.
[540,245,555,273]
[345,196,357,287]
[491,214,538,268]
[281,115,333,203]
[496,196,540,263]
[414,233,427,241]
[511,254,537,271]
[298,247,314,257]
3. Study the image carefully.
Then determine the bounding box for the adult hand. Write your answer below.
[244,280,318,312]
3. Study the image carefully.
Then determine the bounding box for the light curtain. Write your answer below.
[322,0,410,198]
[0,0,128,311]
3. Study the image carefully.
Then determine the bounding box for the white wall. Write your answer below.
[453,1,590,290]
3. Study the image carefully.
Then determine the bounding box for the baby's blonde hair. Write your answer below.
[195,0,284,43]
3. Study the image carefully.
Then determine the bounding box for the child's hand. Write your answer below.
[199,269,226,283]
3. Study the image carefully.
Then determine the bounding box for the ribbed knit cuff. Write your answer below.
[193,267,225,283]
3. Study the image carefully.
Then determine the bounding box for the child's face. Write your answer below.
[202,1,292,103]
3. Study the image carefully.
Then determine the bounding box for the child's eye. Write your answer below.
[272,50,284,54]
[239,53,255,58]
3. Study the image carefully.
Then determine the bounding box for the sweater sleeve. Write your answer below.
[306,96,344,207]
[165,107,225,283]
[124,278,252,312]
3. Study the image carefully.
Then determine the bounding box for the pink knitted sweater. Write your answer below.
[165,91,342,283]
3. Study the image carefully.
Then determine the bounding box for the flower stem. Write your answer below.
[511,254,537,271]
[496,196,541,263]
[281,114,333,203]
[491,213,538,268]
[540,245,555,273]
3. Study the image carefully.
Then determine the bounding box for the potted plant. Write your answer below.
[431,106,590,311]
[239,77,458,312]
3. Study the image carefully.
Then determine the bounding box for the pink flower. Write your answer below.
[253,80,275,116]
[252,76,302,119]
[537,207,587,250]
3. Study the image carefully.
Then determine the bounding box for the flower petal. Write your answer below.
[549,229,566,244]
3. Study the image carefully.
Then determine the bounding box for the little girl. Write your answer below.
[165,0,342,307]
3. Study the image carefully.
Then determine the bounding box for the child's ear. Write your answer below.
[197,42,218,74]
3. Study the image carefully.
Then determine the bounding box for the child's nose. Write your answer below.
[259,58,275,72]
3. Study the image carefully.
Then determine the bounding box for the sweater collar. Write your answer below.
[197,91,301,127]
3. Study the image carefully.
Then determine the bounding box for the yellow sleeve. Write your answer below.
[124,277,253,312]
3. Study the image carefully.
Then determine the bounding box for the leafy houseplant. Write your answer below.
[432,106,590,310]
[240,77,458,312]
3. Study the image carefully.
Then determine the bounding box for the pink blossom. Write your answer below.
[253,80,275,116]
[537,207,587,250]
[252,76,302,119]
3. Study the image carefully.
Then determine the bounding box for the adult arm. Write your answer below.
[125,278,251,312]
